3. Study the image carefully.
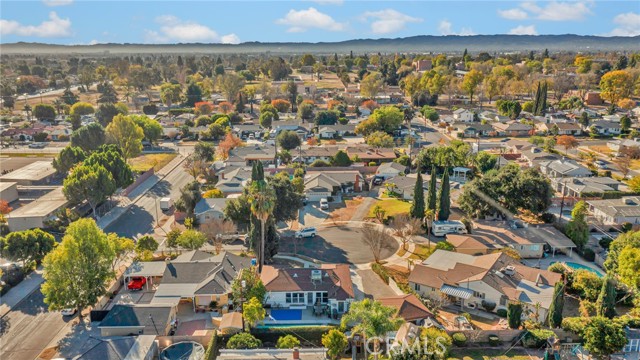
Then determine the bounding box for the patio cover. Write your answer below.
[125,261,167,278]
[440,285,473,300]
[150,296,181,306]
[220,312,243,331]
[152,283,198,306]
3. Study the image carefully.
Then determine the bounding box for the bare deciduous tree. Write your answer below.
[183,155,207,180]
[614,155,632,178]
[390,214,424,250]
[200,218,237,254]
[361,223,394,263]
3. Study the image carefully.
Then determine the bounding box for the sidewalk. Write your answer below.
[0,267,44,318]
[97,153,186,230]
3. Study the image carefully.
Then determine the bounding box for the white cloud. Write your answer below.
[361,9,422,34]
[509,25,537,35]
[438,20,475,36]
[42,0,73,6]
[519,1,593,21]
[498,8,528,20]
[89,39,99,45]
[144,15,239,43]
[276,7,346,33]
[607,12,640,36]
[0,11,71,38]
[221,33,241,44]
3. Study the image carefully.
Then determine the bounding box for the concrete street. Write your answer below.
[104,147,193,238]
[0,287,74,360]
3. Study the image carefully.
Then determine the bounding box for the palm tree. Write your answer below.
[424,208,435,249]
[248,179,276,273]
[341,299,403,360]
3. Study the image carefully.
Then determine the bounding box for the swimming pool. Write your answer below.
[551,261,604,277]
[269,309,302,321]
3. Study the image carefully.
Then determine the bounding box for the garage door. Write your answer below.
[307,192,330,201]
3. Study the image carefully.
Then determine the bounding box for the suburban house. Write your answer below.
[382,174,430,200]
[378,294,434,325]
[539,158,593,178]
[122,251,251,311]
[261,264,355,316]
[194,198,230,224]
[452,123,494,138]
[536,122,582,136]
[586,196,640,225]
[408,250,562,320]
[99,304,177,336]
[345,147,397,164]
[412,59,432,72]
[304,171,363,201]
[607,138,640,153]
[491,122,533,137]
[448,220,546,258]
[376,162,407,179]
[64,335,157,360]
[520,148,560,168]
[215,167,252,195]
[296,146,337,164]
[317,125,356,139]
[233,124,263,139]
[453,109,474,122]
[589,120,621,136]
[550,176,625,198]
[226,145,276,167]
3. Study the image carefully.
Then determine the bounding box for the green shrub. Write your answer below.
[227,332,262,349]
[276,334,301,349]
[452,332,467,346]
[496,309,507,318]
[204,332,219,360]
[371,263,389,284]
[488,335,501,346]
[561,317,585,335]
[582,248,595,261]
[523,329,554,348]
[481,300,496,312]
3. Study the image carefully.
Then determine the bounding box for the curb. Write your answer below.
[0,271,45,319]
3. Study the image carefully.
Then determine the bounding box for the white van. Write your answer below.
[320,198,329,210]
[431,220,467,237]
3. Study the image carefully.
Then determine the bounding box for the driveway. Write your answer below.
[279,223,399,264]
[356,269,398,298]
[298,204,329,228]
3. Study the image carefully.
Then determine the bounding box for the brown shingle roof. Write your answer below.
[261,264,354,300]
[378,294,433,322]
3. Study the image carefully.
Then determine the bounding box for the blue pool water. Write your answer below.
[257,323,326,329]
[551,261,604,277]
[269,309,302,321]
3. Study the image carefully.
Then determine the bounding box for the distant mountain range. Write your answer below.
[2,35,639,55]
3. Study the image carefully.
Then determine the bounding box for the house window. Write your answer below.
[473,291,485,299]
[500,296,507,306]
[414,283,421,291]
[286,292,305,304]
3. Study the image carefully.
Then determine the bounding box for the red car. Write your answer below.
[127,277,147,291]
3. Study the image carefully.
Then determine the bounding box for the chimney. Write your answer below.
[293,348,300,360]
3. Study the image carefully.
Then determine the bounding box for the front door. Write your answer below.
[307,292,313,305]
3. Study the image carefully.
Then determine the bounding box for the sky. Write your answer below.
[0,0,639,45]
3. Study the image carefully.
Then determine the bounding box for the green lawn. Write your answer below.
[129,153,178,172]
[408,244,434,260]
[449,348,535,360]
[366,199,411,218]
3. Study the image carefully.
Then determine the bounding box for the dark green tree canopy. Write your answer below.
[70,123,106,153]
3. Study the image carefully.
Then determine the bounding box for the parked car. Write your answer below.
[372,176,384,186]
[127,277,147,291]
[61,308,77,316]
[28,142,46,149]
[594,160,607,169]
[295,227,317,238]
[320,198,329,210]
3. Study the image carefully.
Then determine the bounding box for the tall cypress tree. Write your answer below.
[426,165,438,212]
[437,168,450,221]
[410,171,425,219]
[540,82,548,116]
[596,276,617,318]
[547,281,565,327]
[533,82,542,115]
